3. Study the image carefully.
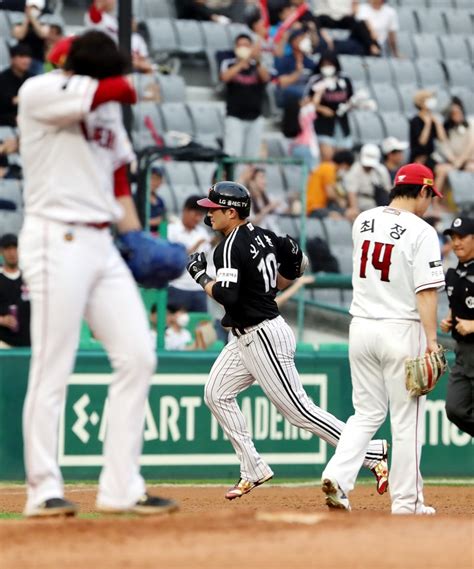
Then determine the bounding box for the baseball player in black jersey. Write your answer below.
[187,181,389,499]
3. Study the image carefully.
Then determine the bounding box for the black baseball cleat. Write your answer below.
[131,494,179,515]
[24,497,78,518]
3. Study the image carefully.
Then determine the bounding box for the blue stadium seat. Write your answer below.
[0,210,23,234]
[172,184,204,211]
[155,73,186,103]
[352,111,385,145]
[278,215,299,239]
[163,161,197,186]
[450,87,474,114]
[201,21,233,51]
[192,162,216,188]
[160,102,194,134]
[0,12,11,38]
[380,112,410,141]
[413,33,443,59]
[448,171,474,209]
[187,102,224,139]
[0,179,22,210]
[134,0,177,18]
[397,7,419,32]
[415,58,447,88]
[396,31,416,59]
[322,218,352,247]
[371,83,404,113]
[444,60,474,89]
[338,55,367,83]
[282,164,306,193]
[144,19,178,55]
[445,10,474,34]
[364,57,392,85]
[306,217,327,240]
[397,85,418,115]
[173,19,205,55]
[389,59,418,86]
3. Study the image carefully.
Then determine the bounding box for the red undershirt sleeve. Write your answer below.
[113,164,131,197]
[91,77,137,110]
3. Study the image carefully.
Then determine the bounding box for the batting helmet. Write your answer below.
[197,181,251,219]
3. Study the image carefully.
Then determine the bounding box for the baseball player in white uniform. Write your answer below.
[322,163,445,514]
[18,31,177,517]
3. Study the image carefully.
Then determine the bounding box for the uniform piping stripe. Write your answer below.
[222,226,239,288]
[258,328,342,441]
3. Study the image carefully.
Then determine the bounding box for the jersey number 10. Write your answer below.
[258,253,278,292]
[359,240,394,282]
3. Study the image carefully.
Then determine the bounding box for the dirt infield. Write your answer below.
[1,484,472,569]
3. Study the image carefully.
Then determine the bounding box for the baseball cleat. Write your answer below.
[24,497,78,518]
[225,473,273,500]
[371,440,389,495]
[416,505,436,516]
[98,494,179,515]
[321,478,351,511]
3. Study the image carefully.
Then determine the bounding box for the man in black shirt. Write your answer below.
[440,216,474,437]
[220,33,271,158]
[186,181,389,499]
[0,44,32,127]
[0,233,31,347]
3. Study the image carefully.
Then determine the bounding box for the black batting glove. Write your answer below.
[186,252,212,289]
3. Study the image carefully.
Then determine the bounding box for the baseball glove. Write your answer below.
[278,235,309,280]
[405,346,448,397]
[117,230,187,289]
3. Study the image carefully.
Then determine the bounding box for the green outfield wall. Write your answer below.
[0,349,472,481]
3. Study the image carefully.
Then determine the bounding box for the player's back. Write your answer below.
[350,206,444,320]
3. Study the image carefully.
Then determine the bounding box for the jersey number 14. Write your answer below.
[359,240,394,282]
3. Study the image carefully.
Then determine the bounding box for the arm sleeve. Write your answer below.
[113,164,131,197]
[20,75,98,127]
[211,241,241,306]
[413,226,445,293]
[91,76,137,109]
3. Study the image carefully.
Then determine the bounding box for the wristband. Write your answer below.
[197,273,213,289]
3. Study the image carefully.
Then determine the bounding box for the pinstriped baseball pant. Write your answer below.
[205,315,386,482]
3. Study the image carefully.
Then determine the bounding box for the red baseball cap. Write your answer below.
[394,163,443,198]
[47,36,75,67]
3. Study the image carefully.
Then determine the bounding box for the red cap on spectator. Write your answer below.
[48,36,75,68]
[394,163,443,198]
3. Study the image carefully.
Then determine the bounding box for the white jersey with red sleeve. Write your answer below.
[84,4,118,40]
[350,206,445,320]
[18,71,134,224]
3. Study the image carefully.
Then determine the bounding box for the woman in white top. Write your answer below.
[357,0,400,57]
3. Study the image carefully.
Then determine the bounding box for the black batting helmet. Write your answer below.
[197,181,251,219]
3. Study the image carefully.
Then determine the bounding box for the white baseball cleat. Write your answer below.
[416,505,436,515]
[321,478,351,511]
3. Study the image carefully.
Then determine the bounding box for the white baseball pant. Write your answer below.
[205,315,386,482]
[19,216,156,512]
[322,317,428,514]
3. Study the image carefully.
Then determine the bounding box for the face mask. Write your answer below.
[29,7,41,18]
[235,46,252,60]
[321,65,336,78]
[425,97,437,111]
[298,37,312,55]
[176,313,190,328]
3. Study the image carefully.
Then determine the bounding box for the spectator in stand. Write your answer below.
[220,33,271,158]
[85,0,118,39]
[345,143,391,220]
[410,89,453,195]
[314,0,380,56]
[357,0,400,57]
[149,166,166,235]
[12,0,48,75]
[178,0,231,24]
[381,136,408,183]
[443,97,474,174]
[245,7,276,69]
[131,18,154,74]
[268,1,297,57]
[167,196,212,312]
[0,44,32,127]
[0,234,31,348]
[45,23,64,54]
[274,28,315,108]
[0,137,21,180]
[304,51,353,162]
[306,150,354,218]
[289,0,334,54]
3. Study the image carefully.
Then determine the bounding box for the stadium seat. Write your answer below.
[134,0,177,18]
[0,39,10,67]
[173,19,205,54]
[263,164,286,199]
[201,21,233,51]
[448,171,474,209]
[155,73,186,103]
[187,102,224,139]
[371,83,403,113]
[160,102,194,134]
[330,245,352,274]
[226,23,253,44]
[0,125,16,140]
[322,218,352,248]
[0,179,22,210]
[444,60,474,89]
[380,112,410,141]
[172,184,204,211]
[417,9,447,33]
[0,210,23,234]
[338,55,367,83]
[397,7,419,32]
[397,0,427,6]
[445,10,474,34]
[144,19,178,55]
[364,57,392,85]
[263,133,289,158]
[282,164,306,193]
[438,35,471,61]
[413,33,443,59]
[428,0,454,7]
[467,36,474,59]
[454,0,473,8]
[163,161,196,186]
[397,85,418,115]
[415,58,447,88]
[389,59,418,86]
[306,217,327,240]
[132,101,165,138]
[450,87,474,115]
[278,215,299,238]
[351,110,385,145]
[348,112,360,145]
[0,12,10,39]
[395,31,416,59]
[193,162,217,187]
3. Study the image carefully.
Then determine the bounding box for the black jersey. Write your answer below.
[446,259,474,344]
[0,269,31,347]
[212,222,289,328]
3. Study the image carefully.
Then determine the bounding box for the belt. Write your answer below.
[68,221,111,230]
